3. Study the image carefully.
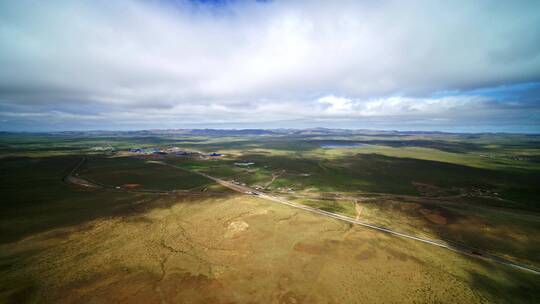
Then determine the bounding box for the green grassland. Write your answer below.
[160,133,540,267]
[171,148,539,209]
[0,154,227,244]
[1,131,539,303]
[79,157,211,191]
[0,156,148,243]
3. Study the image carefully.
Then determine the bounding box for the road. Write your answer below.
[63,158,222,196]
[65,158,540,275]
[189,167,540,275]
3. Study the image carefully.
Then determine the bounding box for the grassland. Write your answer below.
[79,157,211,191]
[1,131,539,303]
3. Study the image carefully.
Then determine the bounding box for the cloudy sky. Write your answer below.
[1,0,539,132]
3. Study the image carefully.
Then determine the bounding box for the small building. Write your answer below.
[234,162,255,166]
[208,152,223,157]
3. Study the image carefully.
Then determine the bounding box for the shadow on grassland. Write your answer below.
[238,152,540,209]
[465,258,539,304]
[227,151,540,302]
[0,155,235,244]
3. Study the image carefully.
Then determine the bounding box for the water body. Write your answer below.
[320,143,369,149]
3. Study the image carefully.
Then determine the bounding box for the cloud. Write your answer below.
[0,0,539,131]
[318,96,354,114]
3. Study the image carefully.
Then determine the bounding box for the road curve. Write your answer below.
[63,157,223,196]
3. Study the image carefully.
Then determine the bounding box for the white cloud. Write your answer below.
[0,94,503,123]
[313,95,491,118]
[0,0,539,131]
[318,96,354,114]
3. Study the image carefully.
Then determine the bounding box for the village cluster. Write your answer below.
[127,147,223,158]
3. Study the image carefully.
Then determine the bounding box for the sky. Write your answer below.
[1,0,539,133]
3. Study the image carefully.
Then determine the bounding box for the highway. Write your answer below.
[190,168,540,275]
[65,158,540,275]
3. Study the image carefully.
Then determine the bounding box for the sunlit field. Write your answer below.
[1,131,539,303]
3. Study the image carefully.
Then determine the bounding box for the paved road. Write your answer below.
[188,167,540,275]
[65,158,540,275]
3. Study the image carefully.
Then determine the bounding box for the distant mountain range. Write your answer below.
[1,128,533,136]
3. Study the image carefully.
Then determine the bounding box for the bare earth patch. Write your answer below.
[122,183,142,189]
[419,208,448,225]
[226,220,249,238]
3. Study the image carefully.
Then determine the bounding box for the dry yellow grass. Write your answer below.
[1,193,536,303]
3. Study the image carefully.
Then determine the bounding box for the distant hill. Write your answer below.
[3,128,513,137]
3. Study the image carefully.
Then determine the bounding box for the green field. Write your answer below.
[0,156,147,244]
[1,131,539,303]
[79,157,211,191]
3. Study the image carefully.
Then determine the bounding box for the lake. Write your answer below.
[320,143,369,149]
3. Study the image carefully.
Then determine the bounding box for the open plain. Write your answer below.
[1,130,539,303]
